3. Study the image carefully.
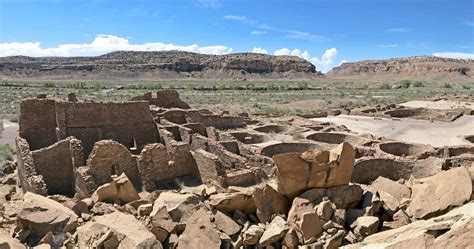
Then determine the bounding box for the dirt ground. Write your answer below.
[0,119,18,147]
[313,114,474,147]
[400,100,473,110]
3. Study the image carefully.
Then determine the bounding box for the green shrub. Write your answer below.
[412,81,424,87]
[66,82,86,89]
[379,83,391,89]
[93,82,103,91]
[461,85,471,90]
[42,82,56,88]
[443,83,453,89]
[400,80,411,88]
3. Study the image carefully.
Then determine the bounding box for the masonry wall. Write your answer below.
[15,137,48,195]
[56,101,159,157]
[19,99,58,150]
[31,138,77,196]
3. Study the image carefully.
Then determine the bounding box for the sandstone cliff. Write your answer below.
[0,51,321,80]
[327,56,473,79]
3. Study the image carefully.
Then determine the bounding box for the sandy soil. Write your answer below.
[1,119,18,147]
[312,115,474,147]
[400,100,473,110]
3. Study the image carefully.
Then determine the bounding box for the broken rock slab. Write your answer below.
[370,176,411,202]
[273,142,355,198]
[17,192,78,238]
[253,183,290,223]
[298,185,364,209]
[407,167,472,219]
[77,211,161,248]
[177,209,221,249]
[150,192,202,222]
[259,216,289,246]
[350,216,379,241]
[91,173,140,204]
[345,202,474,248]
[209,190,256,214]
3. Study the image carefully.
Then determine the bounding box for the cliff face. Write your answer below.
[0,51,321,80]
[327,56,473,78]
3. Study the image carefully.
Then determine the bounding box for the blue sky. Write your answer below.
[0,0,473,71]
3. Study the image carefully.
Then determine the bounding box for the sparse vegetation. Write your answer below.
[443,83,453,89]
[42,82,56,88]
[0,144,14,170]
[412,81,424,87]
[400,80,411,88]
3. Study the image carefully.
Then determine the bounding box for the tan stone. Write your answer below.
[90,173,140,204]
[273,142,355,198]
[253,183,290,223]
[299,185,363,209]
[242,225,265,245]
[18,192,78,238]
[383,209,411,230]
[378,190,400,216]
[0,235,25,249]
[407,167,472,219]
[349,202,474,248]
[150,206,176,243]
[324,230,345,249]
[282,227,299,248]
[137,203,153,216]
[316,199,334,221]
[177,209,221,249]
[371,176,411,202]
[351,216,379,240]
[150,192,202,222]
[297,212,322,242]
[213,210,241,236]
[77,211,161,248]
[259,216,289,246]
[209,191,256,214]
[287,197,315,227]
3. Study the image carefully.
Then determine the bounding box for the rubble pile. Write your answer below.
[0,90,473,248]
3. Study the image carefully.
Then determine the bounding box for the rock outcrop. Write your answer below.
[327,56,474,79]
[0,51,321,80]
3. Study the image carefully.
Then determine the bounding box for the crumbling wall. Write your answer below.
[191,134,247,169]
[19,99,58,150]
[85,140,141,188]
[138,139,198,191]
[15,137,48,195]
[160,109,188,124]
[19,98,159,158]
[130,90,191,109]
[191,149,228,187]
[31,138,79,196]
[186,110,245,129]
[56,101,159,157]
[138,143,171,191]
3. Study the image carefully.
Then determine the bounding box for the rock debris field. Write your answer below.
[0,90,473,248]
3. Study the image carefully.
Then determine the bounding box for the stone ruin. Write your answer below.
[3,90,473,248]
[15,90,267,197]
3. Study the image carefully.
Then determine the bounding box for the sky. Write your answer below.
[0,0,473,72]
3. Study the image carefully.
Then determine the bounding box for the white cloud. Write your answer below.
[286,30,327,42]
[0,35,233,57]
[197,0,218,8]
[224,15,246,21]
[274,47,342,73]
[377,44,400,48]
[252,47,268,54]
[386,27,411,32]
[250,30,266,35]
[432,52,474,60]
